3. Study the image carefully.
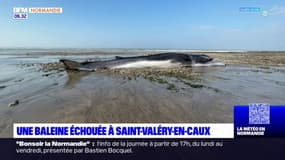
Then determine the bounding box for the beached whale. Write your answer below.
[60,52,220,71]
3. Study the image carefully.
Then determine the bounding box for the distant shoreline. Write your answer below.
[0,48,285,56]
[0,48,285,52]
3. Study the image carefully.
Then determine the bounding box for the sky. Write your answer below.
[0,0,285,50]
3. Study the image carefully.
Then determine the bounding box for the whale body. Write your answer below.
[60,52,221,71]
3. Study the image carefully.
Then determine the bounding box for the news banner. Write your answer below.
[2,104,284,158]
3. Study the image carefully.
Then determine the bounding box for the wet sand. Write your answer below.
[0,50,285,137]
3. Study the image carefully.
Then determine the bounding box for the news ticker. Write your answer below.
[13,104,285,138]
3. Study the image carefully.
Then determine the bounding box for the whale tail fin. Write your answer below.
[60,59,81,70]
[115,56,126,59]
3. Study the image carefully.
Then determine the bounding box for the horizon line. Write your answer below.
[0,47,285,52]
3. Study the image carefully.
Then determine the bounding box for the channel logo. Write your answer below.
[13,7,28,19]
[12,7,63,20]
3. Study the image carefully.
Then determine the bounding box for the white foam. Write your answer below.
[78,68,96,71]
[192,62,226,67]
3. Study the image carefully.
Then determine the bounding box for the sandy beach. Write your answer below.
[0,49,285,137]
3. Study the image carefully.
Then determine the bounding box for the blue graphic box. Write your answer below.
[234,105,285,137]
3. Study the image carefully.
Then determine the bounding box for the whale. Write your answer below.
[59,52,221,71]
